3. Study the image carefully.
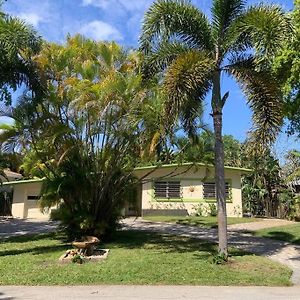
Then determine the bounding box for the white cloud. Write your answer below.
[79,20,123,41]
[118,0,152,12]
[18,12,42,27]
[82,0,153,12]
[82,0,110,9]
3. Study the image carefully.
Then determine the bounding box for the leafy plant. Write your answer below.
[242,149,295,219]
[212,253,228,265]
[208,203,217,217]
[71,254,85,264]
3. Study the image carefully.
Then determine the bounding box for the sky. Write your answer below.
[3,0,297,161]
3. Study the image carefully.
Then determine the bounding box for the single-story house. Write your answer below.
[0,169,24,215]
[4,163,250,219]
[2,169,23,182]
[2,178,45,219]
[133,163,250,217]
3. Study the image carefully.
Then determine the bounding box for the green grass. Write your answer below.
[0,230,291,286]
[255,223,300,245]
[143,216,260,228]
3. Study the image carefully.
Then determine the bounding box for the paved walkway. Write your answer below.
[228,218,296,231]
[122,218,300,285]
[1,285,300,300]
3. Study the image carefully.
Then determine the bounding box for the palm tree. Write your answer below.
[140,0,291,257]
[0,7,42,104]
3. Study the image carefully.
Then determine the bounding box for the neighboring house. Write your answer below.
[2,178,45,219]
[2,169,23,182]
[4,163,250,219]
[0,169,24,216]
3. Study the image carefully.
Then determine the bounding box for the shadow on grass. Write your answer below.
[0,243,69,257]
[261,231,300,245]
[0,231,70,257]
[0,229,250,261]
[109,230,249,259]
[176,219,217,228]
[1,232,62,243]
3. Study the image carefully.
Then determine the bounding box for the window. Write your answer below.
[154,181,181,199]
[203,182,230,199]
[27,195,40,200]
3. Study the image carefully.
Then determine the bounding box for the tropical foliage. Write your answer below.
[0,35,150,238]
[0,5,42,104]
[173,133,243,167]
[273,0,300,136]
[140,0,291,257]
[0,1,298,249]
[242,150,294,218]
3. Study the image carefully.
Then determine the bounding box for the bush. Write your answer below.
[41,147,138,240]
[209,203,217,217]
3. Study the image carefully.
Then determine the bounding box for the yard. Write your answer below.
[255,223,300,245]
[0,230,291,286]
[143,216,260,228]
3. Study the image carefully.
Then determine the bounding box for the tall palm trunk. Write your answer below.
[212,72,228,258]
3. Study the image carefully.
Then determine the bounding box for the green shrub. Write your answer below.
[209,203,217,217]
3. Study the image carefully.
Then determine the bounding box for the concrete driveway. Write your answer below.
[0,217,58,239]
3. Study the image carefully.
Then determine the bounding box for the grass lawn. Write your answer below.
[255,223,300,245]
[143,216,260,228]
[0,230,291,286]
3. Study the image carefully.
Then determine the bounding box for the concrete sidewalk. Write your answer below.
[1,285,300,300]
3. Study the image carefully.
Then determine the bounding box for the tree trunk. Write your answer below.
[212,72,228,258]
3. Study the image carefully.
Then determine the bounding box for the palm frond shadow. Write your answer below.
[110,230,249,258]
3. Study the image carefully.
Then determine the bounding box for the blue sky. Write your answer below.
[3,0,297,160]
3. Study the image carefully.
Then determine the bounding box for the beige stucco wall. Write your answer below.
[134,165,243,217]
[11,182,50,219]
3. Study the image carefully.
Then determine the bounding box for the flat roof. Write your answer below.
[134,162,252,173]
[2,178,45,186]
[1,163,251,186]
[4,169,23,179]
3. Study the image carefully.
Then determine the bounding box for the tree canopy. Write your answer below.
[0,35,150,238]
[273,0,300,136]
[0,6,42,104]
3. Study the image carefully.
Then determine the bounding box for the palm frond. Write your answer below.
[0,16,41,58]
[228,4,292,63]
[142,41,192,78]
[227,55,283,148]
[140,0,213,54]
[211,0,245,43]
[163,50,213,135]
[0,16,42,99]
